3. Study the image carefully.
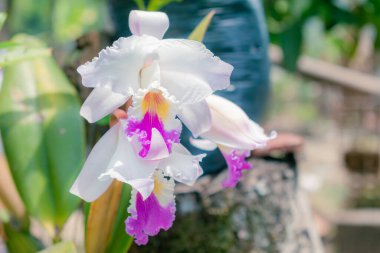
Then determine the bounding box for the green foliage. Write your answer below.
[52,0,107,43]
[147,0,182,11]
[7,0,107,43]
[0,35,85,234]
[264,0,380,70]
[4,223,43,253]
[38,241,77,253]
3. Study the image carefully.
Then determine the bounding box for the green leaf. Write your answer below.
[4,223,43,253]
[0,46,51,68]
[188,10,215,42]
[38,241,77,253]
[147,0,182,11]
[0,12,7,31]
[134,0,146,10]
[279,20,303,71]
[0,35,85,235]
[96,115,110,126]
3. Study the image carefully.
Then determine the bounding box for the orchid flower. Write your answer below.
[70,121,204,244]
[190,95,276,188]
[70,9,228,201]
[70,10,234,245]
[78,10,233,160]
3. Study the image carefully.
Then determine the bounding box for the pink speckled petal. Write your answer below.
[126,171,176,245]
[126,112,181,159]
[221,149,251,188]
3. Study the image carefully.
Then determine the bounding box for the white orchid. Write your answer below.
[70,10,232,245]
[79,10,232,160]
[190,95,276,187]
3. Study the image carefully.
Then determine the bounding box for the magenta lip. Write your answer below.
[125,192,176,245]
[222,150,251,188]
[126,112,180,158]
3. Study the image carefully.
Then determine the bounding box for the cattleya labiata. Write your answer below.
[70,10,273,245]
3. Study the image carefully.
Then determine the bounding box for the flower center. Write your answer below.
[141,90,169,121]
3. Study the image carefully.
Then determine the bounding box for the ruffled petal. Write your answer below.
[201,95,276,150]
[158,39,233,104]
[129,10,169,39]
[126,170,176,245]
[80,86,129,123]
[178,100,211,137]
[159,144,204,185]
[99,122,159,199]
[70,124,119,202]
[220,148,251,188]
[77,35,160,93]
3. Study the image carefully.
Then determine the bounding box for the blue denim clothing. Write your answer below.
[108,0,271,174]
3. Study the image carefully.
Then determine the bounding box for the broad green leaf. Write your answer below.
[147,0,182,11]
[0,35,85,234]
[38,241,77,253]
[86,181,124,253]
[106,184,133,253]
[188,10,215,42]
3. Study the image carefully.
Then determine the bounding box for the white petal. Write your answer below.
[80,86,129,123]
[202,95,275,150]
[129,10,169,39]
[152,170,175,206]
[100,126,159,198]
[160,144,205,185]
[130,128,170,161]
[178,100,211,137]
[140,60,161,89]
[158,39,233,104]
[77,36,159,93]
[189,138,217,151]
[70,124,119,202]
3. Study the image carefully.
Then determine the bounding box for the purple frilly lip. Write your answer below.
[222,150,251,188]
[126,112,180,158]
[125,191,176,245]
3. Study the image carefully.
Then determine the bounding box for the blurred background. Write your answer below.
[0,0,380,252]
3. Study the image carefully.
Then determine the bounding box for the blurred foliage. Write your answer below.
[352,184,380,208]
[132,0,182,11]
[7,0,108,43]
[264,0,380,70]
[3,223,43,252]
[0,35,85,236]
[38,241,77,253]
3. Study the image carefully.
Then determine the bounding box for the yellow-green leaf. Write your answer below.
[86,181,124,253]
[188,10,215,42]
